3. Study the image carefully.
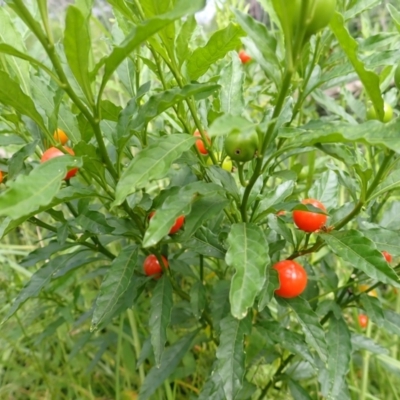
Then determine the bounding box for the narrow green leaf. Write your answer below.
[326,317,352,398]
[288,378,313,400]
[184,228,226,259]
[383,310,400,336]
[100,0,205,93]
[2,263,53,323]
[369,168,400,200]
[351,333,388,355]
[0,70,45,130]
[226,223,269,319]
[91,246,138,330]
[190,281,207,319]
[279,297,328,362]
[0,156,81,219]
[309,170,338,209]
[362,227,400,256]
[215,315,252,400]
[130,83,219,132]
[218,56,244,116]
[138,329,199,400]
[360,294,385,327]
[0,43,56,79]
[255,180,295,220]
[149,276,173,366]
[280,120,400,155]
[187,23,245,80]
[258,268,279,311]
[260,321,314,365]
[114,134,196,206]
[330,12,384,120]
[320,230,400,287]
[64,6,93,103]
[143,182,223,247]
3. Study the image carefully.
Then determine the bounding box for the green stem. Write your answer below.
[115,315,124,400]
[240,68,293,221]
[237,163,248,187]
[360,320,373,400]
[127,308,145,384]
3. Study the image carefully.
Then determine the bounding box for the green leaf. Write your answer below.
[279,297,328,363]
[218,56,244,116]
[0,43,55,80]
[383,310,400,336]
[214,314,252,400]
[288,378,313,400]
[226,223,269,319]
[207,165,240,202]
[0,185,98,239]
[143,182,223,247]
[233,9,280,86]
[330,12,384,120]
[91,246,138,330]
[186,23,245,81]
[280,120,400,155]
[0,156,81,220]
[351,333,388,355]
[360,294,385,327]
[114,134,196,206]
[258,268,279,311]
[138,329,199,400]
[130,83,219,132]
[64,6,93,103]
[388,4,400,32]
[176,15,196,66]
[260,321,314,365]
[320,230,400,287]
[150,275,173,366]
[255,180,295,220]
[2,263,53,323]
[309,170,338,209]
[209,114,255,138]
[369,168,400,201]
[190,281,206,319]
[100,0,206,93]
[0,70,45,130]
[184,228,226,259]
[326,317,352,399]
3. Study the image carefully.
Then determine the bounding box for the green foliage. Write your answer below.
[1,0,400,399]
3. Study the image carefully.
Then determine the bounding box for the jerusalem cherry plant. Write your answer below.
[1,0,400,399]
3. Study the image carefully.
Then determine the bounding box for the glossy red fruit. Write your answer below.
[193,130,210,155]
[274,260,308,298]
[149,211,185,235]
[358,314,368,329]
[293,199,327,232]
[40,147,78,180]
[238,50,251,64]
[169,215,185,234]
[382,251,392,263]
[143,254,168,279]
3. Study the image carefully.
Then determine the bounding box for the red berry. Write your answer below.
[238,50,251,64]
[273,260,308,298]
[358,314,368,329]
[193,130,210,155]
[143,254,168,279]
[293,199,327,232]
[149,211,185,235]
[40,146,78,180]
[382,251,392,263]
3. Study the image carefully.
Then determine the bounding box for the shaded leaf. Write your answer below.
[139,329,199,400]
[91,246,138,330]
[150,276,173,366]
[114,134,196,206]
[187,23,245,80]
[226,223,269,319]
[321,230,400,287]
[279,297,328,362]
